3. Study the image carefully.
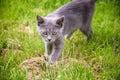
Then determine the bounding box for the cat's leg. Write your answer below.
[64,32,73,39]
[80,25,93,41]
[64,30,75,39]
[49,39,64,64]
[45,43,53,60]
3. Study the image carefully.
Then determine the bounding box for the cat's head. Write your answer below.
[37,15,64,43]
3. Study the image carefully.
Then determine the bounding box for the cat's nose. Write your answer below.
[48,39,51,41]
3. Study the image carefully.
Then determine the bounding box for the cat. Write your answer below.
[37,0,97,64]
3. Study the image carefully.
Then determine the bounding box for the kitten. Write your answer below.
[37,0,97,64]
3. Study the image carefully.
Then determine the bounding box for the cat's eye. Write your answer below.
[43,32,47,35]
[52,32,57,35]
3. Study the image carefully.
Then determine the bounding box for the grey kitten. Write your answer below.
[37,0,96,64]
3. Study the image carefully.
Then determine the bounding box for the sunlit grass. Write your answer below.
[0,0,120,80]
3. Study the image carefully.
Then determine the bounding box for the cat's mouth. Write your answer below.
[48,39,51,42]
[45,39,55,43]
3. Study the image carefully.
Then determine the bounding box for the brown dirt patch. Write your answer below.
[19,56,103,80]
[19,56,46,80]
[19,56,79,80]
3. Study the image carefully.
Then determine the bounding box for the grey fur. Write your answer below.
[37,0,96,64]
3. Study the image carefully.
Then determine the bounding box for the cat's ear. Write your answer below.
[37,15,44,26]
[56,16,64,27]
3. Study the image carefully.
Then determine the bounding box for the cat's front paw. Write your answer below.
[49,60,54,65]
[45,60,54,67]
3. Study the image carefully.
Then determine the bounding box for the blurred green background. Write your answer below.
[0,0,120,80]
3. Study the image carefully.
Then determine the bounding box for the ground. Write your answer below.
[0,0,120,80]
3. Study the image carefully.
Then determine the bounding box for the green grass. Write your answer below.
[0,0,120,80]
